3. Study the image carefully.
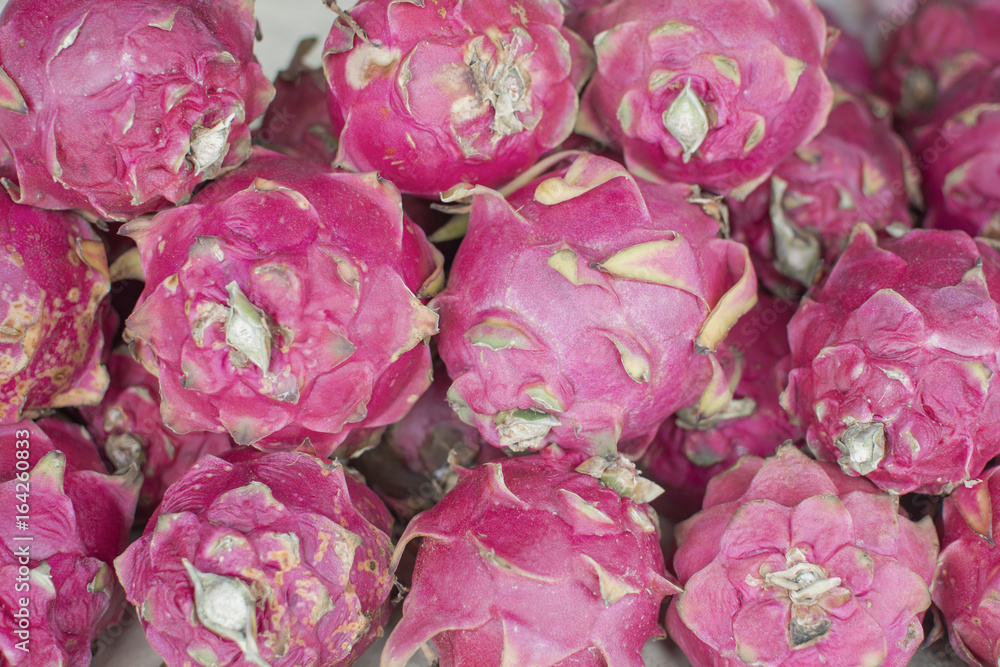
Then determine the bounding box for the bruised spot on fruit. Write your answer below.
[189,113,236,176]
[183,560,269,667]
[345,44,401,90]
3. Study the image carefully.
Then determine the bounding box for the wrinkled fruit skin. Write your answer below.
[434,153,757,457]
[642,294,802,522]
[0,0,274,221]
[79,347,234,516]
[667,445,938,667]
[1,195,110,423]
[123,148,444,456]
[322,0,593,199]
[0,418,139,667]
[878,0,1000,134]
[935,465,1000,665]
[576,0,834,199]
[382,447,679,667]
[729,86,918,295]
[782,224,1000,495]
[254,39,338,165]
[115,449,394,667]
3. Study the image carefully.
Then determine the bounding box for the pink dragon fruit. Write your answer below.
[642,294,802,522]
[823,14,876,94]
[935,465,1000,665]
[321,0,593,199]
[433,153,757,457]
[1,193,110,423]
[0,418,139,667]
[254,38,338,165]
[0,0,274,222]
[122,147,444,456]
[79,347,234,516]
[910,66,1000,238]
[115,448,394,667]
[667,444,938,667]
[576,0,834,199]
[878,0,1000,133]
[782,224,1000,495]
[382,446,679,667]
[729,85,918,293]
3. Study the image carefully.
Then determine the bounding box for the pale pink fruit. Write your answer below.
[123,148,444,456]
[254,39,338,165]
[79,347,234,516]
[642,294,802,522]
[1,194,110,423]
[0,418,139,667]
[667,444,938,667]
[382,446,679,667]
[782,224,1000,495]
[729,85,918,293]
[0,0,274,222]
[935,465,1000,665]
[576,0,834,199]
[321,0,593,199]
[433,153,757,457]
[115,448,394,667]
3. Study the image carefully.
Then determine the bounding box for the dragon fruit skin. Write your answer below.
[114,448,395,667]
[642,294,802,522]
[0,418,139,667]
[382,447,679,667]
[935,466,1000,665]
[254,39,338,165]
[728,86,918,293]
[0,0,274,222]
[321,0,593,199]
[433,153,757,458]
[782,224,1000,495]
[1,194,110,424]
[824,22,876,95]
[79,347,234,516]
[122,147,444,456]
[666,444,939,667]
[576,0,834,200]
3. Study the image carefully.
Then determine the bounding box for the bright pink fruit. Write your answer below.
[115,448,394,667]
[123,148,444,456]
[0,418,139,667]
[824,22,876,94]
[321,0,593,199]
[382,446,679,667]
[0,0,274,222]
[79,347,234,515]
[935,465,1000,665]
[667,444,938,667]
[782,224,1000,495]
[433,153,757,457]
[1,194,110,423]
[576,0,834,199]
[729,85,918,293]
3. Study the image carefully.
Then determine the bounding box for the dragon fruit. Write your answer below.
[115,448,394,667]
[910,66,1000,238]
[321,0,593,199]
[576,0,834,199]
[1,193,110,423]
[642,294,802,522]
[79,347,234,516]
[667,444,938,667]
[781,223,1000,495]
[433,153,757,458]
[935,465,1000,665]
[0,418,139,667]
[823,15,876,94]
[0,0,274,222]
[729,85,918,293]
[878,0,1000,133]
[254,38,338,165]
[382,446,679,667]
[122,148,444,456]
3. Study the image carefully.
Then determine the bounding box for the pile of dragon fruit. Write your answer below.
[3,0,1000,664]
